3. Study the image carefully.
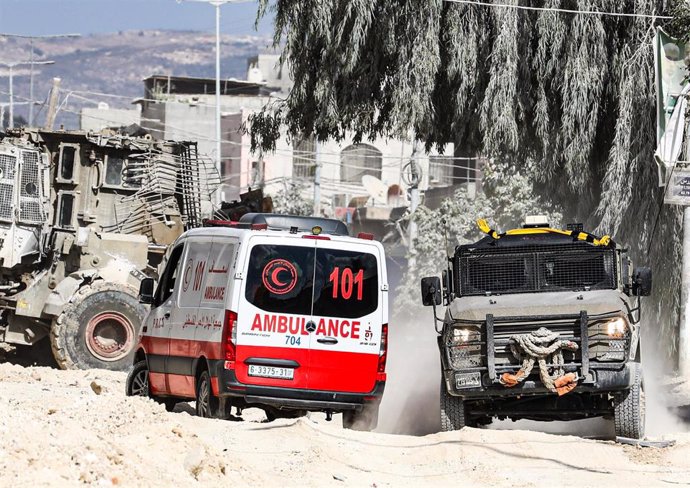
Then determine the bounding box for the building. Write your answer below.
[128,54,480,218]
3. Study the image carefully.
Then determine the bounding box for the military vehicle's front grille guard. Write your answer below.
[447,312,628,383]
[455,243,618,296]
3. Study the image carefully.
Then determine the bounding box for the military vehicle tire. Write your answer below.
[342,403,379,431]
[440,380,469,431]
[196,369,220,418]
[51,282,145,371]
[614,367,645,439]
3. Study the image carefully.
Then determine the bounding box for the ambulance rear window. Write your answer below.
[244,244,379,318]
[313,248,378,319]
[245,245,315,315]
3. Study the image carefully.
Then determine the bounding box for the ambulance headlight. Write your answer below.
[447,327,482,369]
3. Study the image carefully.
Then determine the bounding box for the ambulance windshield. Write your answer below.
[245,244,379,318]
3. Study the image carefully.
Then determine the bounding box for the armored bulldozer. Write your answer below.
[421,217,652,439]
[0,128,218,370]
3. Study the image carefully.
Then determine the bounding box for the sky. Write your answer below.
[0,0,273,37]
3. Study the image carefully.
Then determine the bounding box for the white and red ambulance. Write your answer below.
[126,214,388,430]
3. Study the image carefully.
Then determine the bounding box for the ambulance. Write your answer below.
[126,214,388,430]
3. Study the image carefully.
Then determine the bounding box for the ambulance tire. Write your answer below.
[126,360,177,411]
[126,360,150,397]
[195,370,220,418]
[51,282,145,371]
[342,403,379,431]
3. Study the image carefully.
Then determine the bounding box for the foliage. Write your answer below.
[396,163,563,313]
[271,181,313,216]
[254,0,683,358]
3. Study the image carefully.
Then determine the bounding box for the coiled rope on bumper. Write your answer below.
[499,327,579,396]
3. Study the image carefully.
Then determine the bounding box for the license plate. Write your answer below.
[455,372,481,389]
[248,364,294,380]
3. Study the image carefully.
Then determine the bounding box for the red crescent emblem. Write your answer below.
[262,259,298,295]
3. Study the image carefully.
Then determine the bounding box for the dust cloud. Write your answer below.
[378,309,442,435]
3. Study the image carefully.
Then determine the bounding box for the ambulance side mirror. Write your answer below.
[632,267,652,297]
[139,278,155,304]
[421,276,442,306]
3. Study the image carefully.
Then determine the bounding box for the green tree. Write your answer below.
[253,0,682,355]
[271,181,314,216]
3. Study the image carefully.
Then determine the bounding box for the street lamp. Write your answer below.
[0,60,55,128]
[0,33,81,126]
[175,0,254,180]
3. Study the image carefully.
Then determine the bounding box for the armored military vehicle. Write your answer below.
[421,217,652,439]
[0,128,218,370]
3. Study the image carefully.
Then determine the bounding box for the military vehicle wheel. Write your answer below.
[196,370,219,418]
[614,367,645,439]
[126,360,149,397]
[440,380,470,431]
[342,403,379,431]
[51,282,146,371]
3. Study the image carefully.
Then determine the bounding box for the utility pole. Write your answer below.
[0,60,55,128]
[176,0,254,201]
[0,33,80,126]
[313,140,321,216]
[44,77,61,130]
[679,113,690,377]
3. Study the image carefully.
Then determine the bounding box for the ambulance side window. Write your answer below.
[154,244,185,307]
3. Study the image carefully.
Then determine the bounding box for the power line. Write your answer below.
[442,0,672,20]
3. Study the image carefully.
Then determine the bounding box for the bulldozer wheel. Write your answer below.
[51,282,146,371]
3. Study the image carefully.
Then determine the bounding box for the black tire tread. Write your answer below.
[50,281,143,371]
[614,367,645,439]
[440,380,466,431]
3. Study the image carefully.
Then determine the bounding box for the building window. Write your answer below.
[292,137,316,179]
[340,144,382,183]
[428,156,453,187]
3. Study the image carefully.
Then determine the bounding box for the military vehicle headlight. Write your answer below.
[605,317,628,338]
[589,316,630,362]
[448,327,482,369]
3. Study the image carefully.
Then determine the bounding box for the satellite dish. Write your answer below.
[361,175,388,205]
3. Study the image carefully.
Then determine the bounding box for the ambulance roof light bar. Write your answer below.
[202,219,267,230]
[239,213,349,236]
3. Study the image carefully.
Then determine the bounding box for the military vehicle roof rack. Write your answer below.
[239,213,350,236]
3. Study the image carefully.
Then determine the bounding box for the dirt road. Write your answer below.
[0,363,689,487]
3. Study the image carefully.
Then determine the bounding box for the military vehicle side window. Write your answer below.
[57,192,76,229]
[154,244,185,306]
[57,145,79,183]
[104,155,141,188]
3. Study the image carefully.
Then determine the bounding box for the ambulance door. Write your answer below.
[235,239,316,390]
[166,238,210,398]
[147,242,185,396]
[193,236,238,393]
[308,241,383,393]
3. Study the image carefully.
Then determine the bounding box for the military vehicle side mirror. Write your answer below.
[632,267,652,296]
[421,276,442,306]
[139,278,155,304]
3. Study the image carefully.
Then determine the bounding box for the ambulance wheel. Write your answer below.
[196,370,220,418]
[342,403,379,431]
[51,282,145,371]
[126,360,149,397]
